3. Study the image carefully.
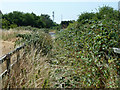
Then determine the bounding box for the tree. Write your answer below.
[77,6,119,25]
[60,20,74,29]
[96,6,119,21]
[2,11,54,29]
[3,11,24,26]
[22,13,35,26]
[40,14,54,28]
[77,12,95,22]
[36,16,45,28]
[2,18,10,29]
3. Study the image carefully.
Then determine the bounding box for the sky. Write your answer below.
[0,0,119,24]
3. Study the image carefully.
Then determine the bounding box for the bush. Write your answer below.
[16,31,53,55]
[10,24,17,29]
[51,19,119,88]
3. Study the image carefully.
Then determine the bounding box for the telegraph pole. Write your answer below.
[61,14,63,30]
[52,11,54,22]
[61,14,63,23]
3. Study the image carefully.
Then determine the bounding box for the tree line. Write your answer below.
[77,6,119,23]
[0,6,119,30]
[1,11,56,29]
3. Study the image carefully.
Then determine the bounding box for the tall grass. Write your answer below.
[2,30,52,88]
[1,29,31,41]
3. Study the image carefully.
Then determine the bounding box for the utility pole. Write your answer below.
[61,14,63,23]
[118,1,120,20]
[61,14,63,30]
[52,11,54,22]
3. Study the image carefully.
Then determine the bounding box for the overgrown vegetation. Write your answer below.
[16,30,52,55]
[1,5,120,88]
[13,26,50,33]
[2,30,52,88]
[49,6,120,88]
[1,29,31,41]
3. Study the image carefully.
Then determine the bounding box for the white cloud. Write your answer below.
[1,0,120,2]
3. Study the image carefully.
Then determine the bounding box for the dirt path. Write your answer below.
[0,40,15,57]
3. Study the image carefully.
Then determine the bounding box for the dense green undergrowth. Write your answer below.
[50,18,120,88]
[48,5,120,87]
[14,6,120,88]
[3,6,120,88]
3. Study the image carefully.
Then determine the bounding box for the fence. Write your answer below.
[0,44,25,87]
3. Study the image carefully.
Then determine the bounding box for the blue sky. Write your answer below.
[1,1,119,24]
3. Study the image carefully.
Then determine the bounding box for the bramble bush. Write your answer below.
[50,18,120,88]
[50,6,120,88]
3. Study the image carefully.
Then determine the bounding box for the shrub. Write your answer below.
[16,31,52,55]
[10,24,17,29]
[51,19,119,88]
